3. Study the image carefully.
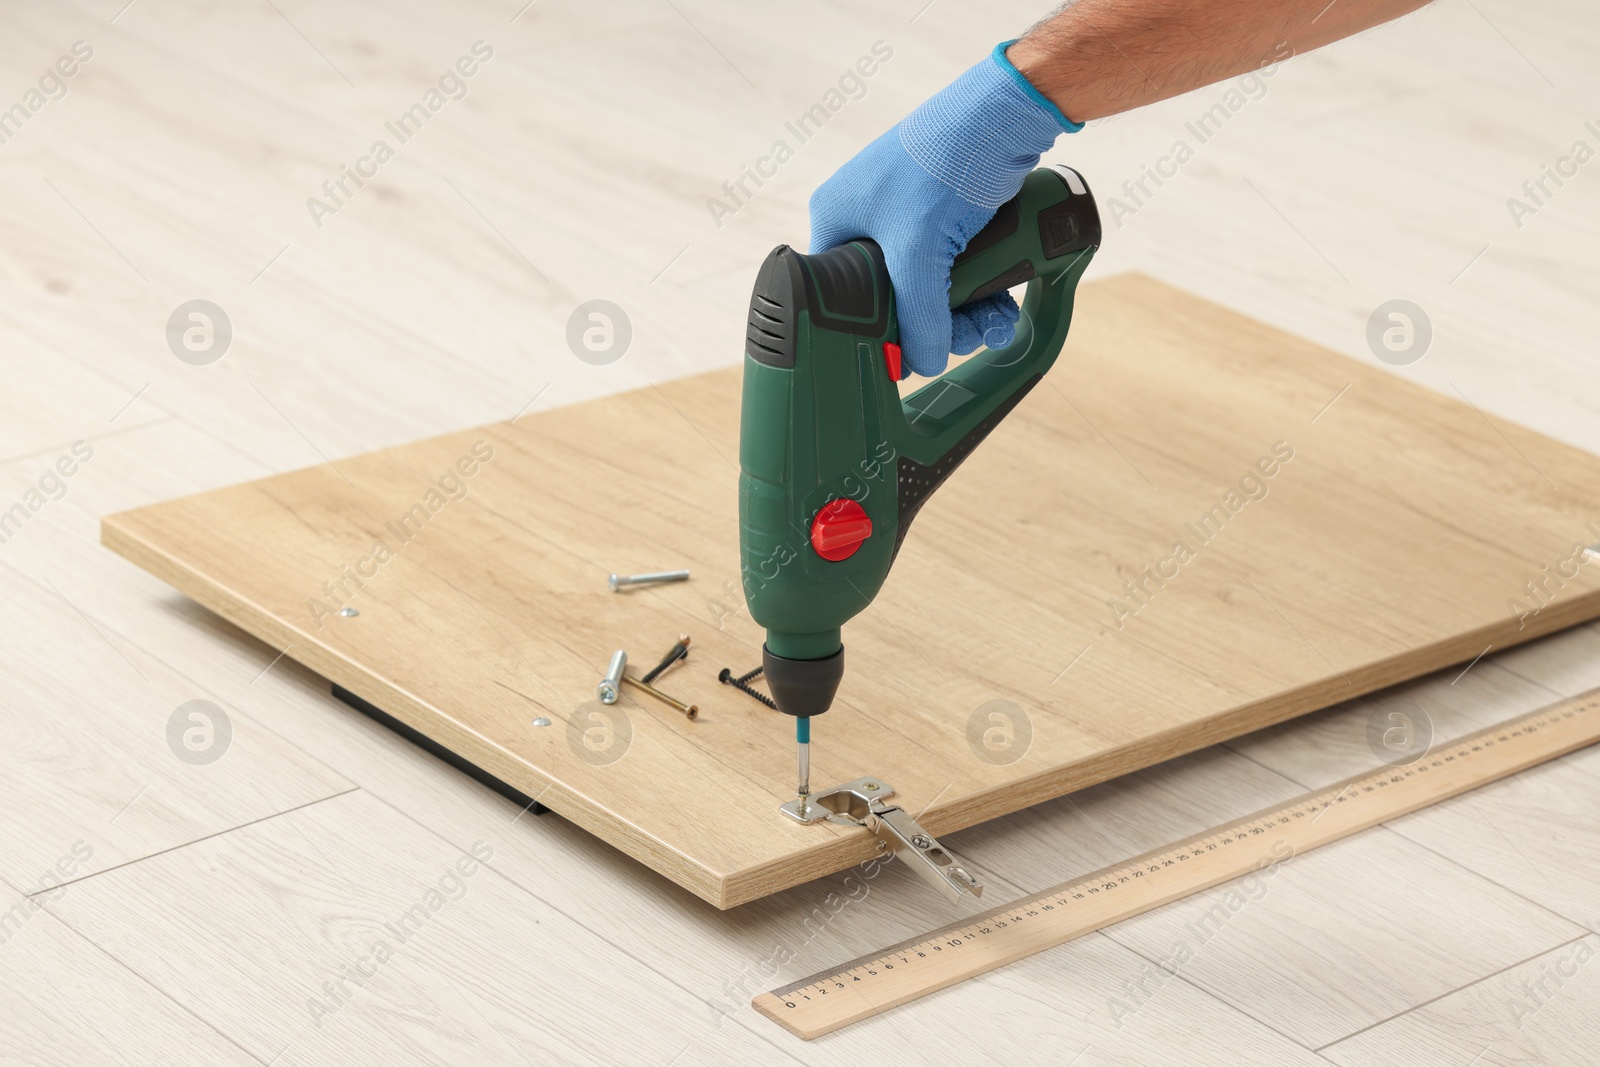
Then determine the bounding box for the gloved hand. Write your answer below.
[809,42,1081,378]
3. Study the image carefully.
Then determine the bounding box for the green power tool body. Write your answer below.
[738,166,1100,803]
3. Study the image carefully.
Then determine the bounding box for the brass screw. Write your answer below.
[622,672,698,721]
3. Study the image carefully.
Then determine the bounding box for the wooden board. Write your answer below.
[100,274,1600,909]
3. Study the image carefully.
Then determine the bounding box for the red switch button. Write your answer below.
[810,498,873,561]
[882,341,903,382]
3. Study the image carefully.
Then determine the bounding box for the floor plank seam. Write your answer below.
[163,406,280,478]
[1094,928,1322,1052]
[1496,662,1584,702]
[2,313,175,423]
[1373,821,1592,932]
[37,598,367,812]
[1311,931,1595,1053]
[0,414,175,469]
[26,787,362,899]
[36,907,273,1067]
[1084,771,1599,1059]
[1221,698,1598,934]
[14,205,548,441]
[352,787,815,1066]
[1218,740,1316,791]
[18,302,290,477]
[0,869,28,900]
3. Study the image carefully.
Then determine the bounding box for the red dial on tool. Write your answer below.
[810,499,872,561]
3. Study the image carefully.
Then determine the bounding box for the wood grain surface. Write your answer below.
[100,273,1600,907]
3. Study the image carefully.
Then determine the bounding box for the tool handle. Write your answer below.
[890,166,1099,465]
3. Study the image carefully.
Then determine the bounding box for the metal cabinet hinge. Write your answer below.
[781,777,983,903]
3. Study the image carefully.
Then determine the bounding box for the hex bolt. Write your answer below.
[608,569,690,592]
[597,649,627,705]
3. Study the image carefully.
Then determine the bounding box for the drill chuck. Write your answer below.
[761,644,844,718]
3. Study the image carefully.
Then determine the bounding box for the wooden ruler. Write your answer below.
[754,689,1600,1039]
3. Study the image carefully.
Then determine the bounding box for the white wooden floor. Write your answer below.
[2,1,1598,1063]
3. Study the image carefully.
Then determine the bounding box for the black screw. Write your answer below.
[640,634,690,685]
[718,665,777,709]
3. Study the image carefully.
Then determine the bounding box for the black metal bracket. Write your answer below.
[331,683,547,816]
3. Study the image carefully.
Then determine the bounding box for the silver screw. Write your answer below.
[597,649,627,704]
[911,834,932,849]
[339,607,359,617]
[608,569,690,592]
[531,717,552,727]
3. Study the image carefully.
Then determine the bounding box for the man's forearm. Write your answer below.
[1007,0,1431,123]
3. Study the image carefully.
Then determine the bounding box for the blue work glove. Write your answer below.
[809,42,1081,378]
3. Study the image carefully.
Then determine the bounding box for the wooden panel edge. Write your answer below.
[100,512,739,909]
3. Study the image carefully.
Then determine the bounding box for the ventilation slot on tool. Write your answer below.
[747,295,787,360]
[746,246,800,367]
